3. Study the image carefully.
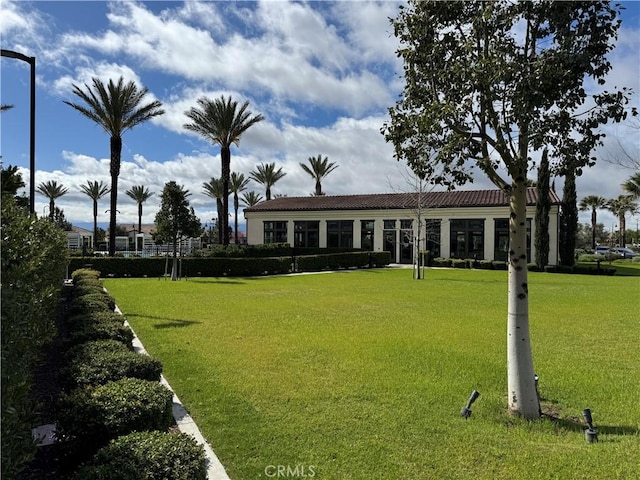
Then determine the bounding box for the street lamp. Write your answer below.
[1,49,36,214]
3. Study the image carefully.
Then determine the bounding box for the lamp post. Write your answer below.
[1,49,36,214]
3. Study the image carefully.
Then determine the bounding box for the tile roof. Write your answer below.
[245,187,560,212]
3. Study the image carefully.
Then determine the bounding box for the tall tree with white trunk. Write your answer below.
[382,0,635,419]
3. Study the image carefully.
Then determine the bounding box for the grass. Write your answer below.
[103,269,640,479]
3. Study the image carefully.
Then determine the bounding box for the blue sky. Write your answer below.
[1,1,639,232]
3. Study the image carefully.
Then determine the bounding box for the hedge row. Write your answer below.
[52,269,206,478]
[69,251,392,277]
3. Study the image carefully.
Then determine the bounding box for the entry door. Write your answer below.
[384,230,397,263]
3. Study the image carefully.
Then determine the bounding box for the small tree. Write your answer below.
[382,0,635,419]
[534,150,551,269]
[559,167,578,266]
[154,182,201,281]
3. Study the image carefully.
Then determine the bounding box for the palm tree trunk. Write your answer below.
[619,214,626,247]
[216,199,224,244]
[49,199,55,220]
[591,209,597,250]
[93,200,98,249]
[221,146,231,246]
[138,203,143,236]
[109,136,122,256]
[315,180,322,196]
[234,194,239,244]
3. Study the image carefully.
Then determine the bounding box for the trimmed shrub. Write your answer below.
[72,431,207,480]
[72,268,101,284]
[477,260,494,270]
[62,340,162,388]
[432,257,452,267]
[451,258,467,269]
[491,261,508,270]
[69,293,115,315]
[64,309,133,346]
[56,378,174,448]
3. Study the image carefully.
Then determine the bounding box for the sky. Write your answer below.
[1,0,639,233]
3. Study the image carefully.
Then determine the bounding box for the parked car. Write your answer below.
[595,246,612,255]
[610,247,638,258]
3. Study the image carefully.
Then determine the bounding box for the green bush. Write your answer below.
[72,268,101,284]
[1,197,68,478]
[431,257,452,267]
[491,261,508,270]
[57,378,174,448]
[69,293,116,315]
[65,311,133,347]
[477,260,494,270]
[72,430,207,480]
[62,340,162,388]
[451,258,467,269]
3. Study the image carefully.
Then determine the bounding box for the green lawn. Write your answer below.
[103,269,640,479]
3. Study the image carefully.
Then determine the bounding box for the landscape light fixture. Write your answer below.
[583,408,598,443]
[460,390,480,418]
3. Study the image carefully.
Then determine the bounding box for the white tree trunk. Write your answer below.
[507,182,540,419]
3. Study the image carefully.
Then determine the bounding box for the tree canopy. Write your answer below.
[154,182,201,280]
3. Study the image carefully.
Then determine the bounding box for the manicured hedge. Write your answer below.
[69,251,391,277]
[56,377,174,450]
[66,315,134,347]
[72,431,207,480]
[62,340,162,389]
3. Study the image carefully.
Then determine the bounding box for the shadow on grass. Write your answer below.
[125,313,201,329]
[541,403,640,436]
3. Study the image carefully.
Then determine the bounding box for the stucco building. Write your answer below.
[244,187,561,265]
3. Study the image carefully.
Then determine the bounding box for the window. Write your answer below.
[361,220,374,251]
[450,219,485,259]
[327,220,353,248]
[424,219,441,257]
[494,218,531,261]
[264,221,287,244]
[383,219,396,230]
[294,221,319,248]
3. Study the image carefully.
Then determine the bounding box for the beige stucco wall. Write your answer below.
[244,204,560,265]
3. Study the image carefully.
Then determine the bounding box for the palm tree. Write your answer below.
[250,162,287,201]
[64,76,164,256]
[36,180,68,219]
[241,191,264,207]
[300,154,338,196]
[579,195,607,250]
[607,195,639,247]
[622,172,640,200]
[79,180,110,249]
[184,95,264,246]
[126,185,154,235]
[230,172,250,244]
[203,177,225,244]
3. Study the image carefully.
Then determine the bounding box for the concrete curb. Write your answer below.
[118,307,231,480]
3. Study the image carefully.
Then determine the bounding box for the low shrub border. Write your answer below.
[56,377,174,451]
[71,431,207,480]
[62,340,162,389]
